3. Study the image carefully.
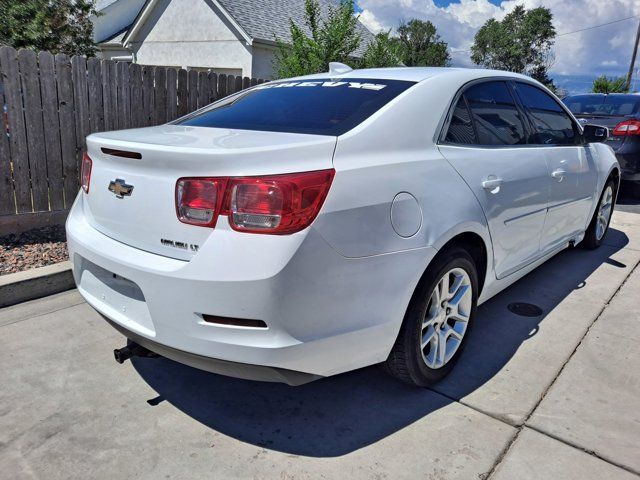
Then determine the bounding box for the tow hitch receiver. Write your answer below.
[114,341,159,364]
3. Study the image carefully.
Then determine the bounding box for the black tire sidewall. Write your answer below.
[402,248,479,386]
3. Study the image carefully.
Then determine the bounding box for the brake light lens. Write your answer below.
[81,152,92,193]
[612,119,640,136]
[227,170,334,233]
[175,169,335,234]
[231,181,284,230]
[176,178,228,226]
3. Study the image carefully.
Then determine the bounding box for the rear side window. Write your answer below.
[445,97,476,144]
[514,83,578,145]
[177,78,415,136]
[464,81,527,146]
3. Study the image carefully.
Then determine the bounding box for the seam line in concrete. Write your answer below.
[495,256,640,478]
[0,299,87,328]
[481,430,523,479]
[481,256,640,478]
[524,424,640,477]
[522,255,640,425]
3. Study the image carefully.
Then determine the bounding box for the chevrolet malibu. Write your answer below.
[66,66,619,387]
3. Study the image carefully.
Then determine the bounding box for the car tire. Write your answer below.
[385,246,478,387]
[581,179,616,250]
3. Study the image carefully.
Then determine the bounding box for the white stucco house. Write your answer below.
[92,0,374,80]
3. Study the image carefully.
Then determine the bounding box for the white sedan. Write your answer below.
[66,65,619,387]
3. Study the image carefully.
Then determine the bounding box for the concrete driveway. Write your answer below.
[1,211,639,480]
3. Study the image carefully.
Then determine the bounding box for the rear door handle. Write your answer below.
[482,177,503,190]
[551,168,566,181]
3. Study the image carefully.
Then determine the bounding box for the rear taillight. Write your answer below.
[81,153,92,193]
[176,178,228,227]
[175,169,335,234]
[612,119,640,136]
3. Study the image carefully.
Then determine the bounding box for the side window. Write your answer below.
[514,83,578,145]
[464,81,527,146]
[445,97,476,144]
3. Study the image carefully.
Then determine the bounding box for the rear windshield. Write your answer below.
[177,78,415,136]
[563,95,640,117]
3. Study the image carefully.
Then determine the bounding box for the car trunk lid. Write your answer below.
[83,125,337,260]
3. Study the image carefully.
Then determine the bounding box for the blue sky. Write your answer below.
[356,0,640,94]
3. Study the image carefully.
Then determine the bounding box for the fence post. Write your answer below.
[116,62,131,129]
[38,51,65,212]
[0,50,16,215]
[129,63,143,128]
[0,46,32,213]
[55,53,78,207]
[87,58,104,135]
[166,68,178,121]
[177,68,188,118]
[153,67,167,125]
[72,55,90,175]
[197,71,210,109]
[226,74,235,95]
[207,71,218,103]
[187,69,198,112]
[18,49,49,212]
[217,73,227,99]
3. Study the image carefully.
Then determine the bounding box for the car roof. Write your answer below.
[284,67,536,84]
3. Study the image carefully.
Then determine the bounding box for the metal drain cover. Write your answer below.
[508,302,543,317]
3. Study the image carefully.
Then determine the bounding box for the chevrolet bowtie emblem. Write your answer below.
[108,178,134,198]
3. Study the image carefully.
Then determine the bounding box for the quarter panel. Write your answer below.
[315,150,490,258]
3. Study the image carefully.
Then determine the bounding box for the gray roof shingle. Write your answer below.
[217,0,374,56]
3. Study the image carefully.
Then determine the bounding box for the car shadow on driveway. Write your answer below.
[131,229,629,457]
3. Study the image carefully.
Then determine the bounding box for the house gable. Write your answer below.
[125,0,253,74]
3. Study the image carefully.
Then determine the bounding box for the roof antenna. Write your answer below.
[328,62,353,75]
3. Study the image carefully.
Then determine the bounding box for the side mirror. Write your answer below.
[583,124,608,143]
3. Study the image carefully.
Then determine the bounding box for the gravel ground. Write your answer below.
[0,225,68,276]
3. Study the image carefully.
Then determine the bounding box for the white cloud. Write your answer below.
[356,0,640,78]
[358,9,385,33]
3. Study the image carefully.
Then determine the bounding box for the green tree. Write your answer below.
[358,31,402,69]
[396,19,450,67]
[0,0,97,56]
[471,5,555,87]
[274,0,361,78]
[591,75,628,94]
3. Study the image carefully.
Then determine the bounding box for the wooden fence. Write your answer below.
[0,46,264,232]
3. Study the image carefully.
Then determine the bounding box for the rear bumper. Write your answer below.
[104,315,321,385]
[615,152,640,181]
[66,193,434,379]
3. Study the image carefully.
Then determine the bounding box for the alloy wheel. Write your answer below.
[596,185,613,241]
[420,267,472,369]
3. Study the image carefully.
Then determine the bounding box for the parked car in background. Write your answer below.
[563,93,640,183]
[67,66,619,388]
